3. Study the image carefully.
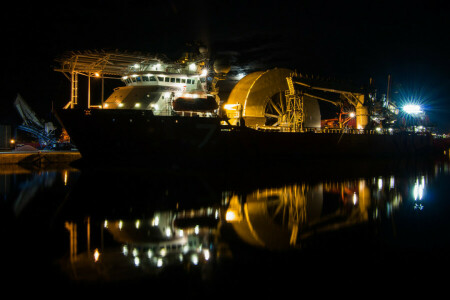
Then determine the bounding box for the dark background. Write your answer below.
[1,0,449,131]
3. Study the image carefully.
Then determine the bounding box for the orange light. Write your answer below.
[94,249,100,262]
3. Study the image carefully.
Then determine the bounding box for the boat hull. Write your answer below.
[54,109,433,166]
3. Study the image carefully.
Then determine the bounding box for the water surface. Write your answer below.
[2,158,449,295]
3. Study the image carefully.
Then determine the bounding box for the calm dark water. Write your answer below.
[2,157,450,296]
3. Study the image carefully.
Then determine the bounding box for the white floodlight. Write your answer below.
[403,104,422,115]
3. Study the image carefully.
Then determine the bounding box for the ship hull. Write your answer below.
[55,109,433,167]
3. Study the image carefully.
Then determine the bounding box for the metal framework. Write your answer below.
[263,76,305,132]
[54,49,169,76]
[284,76,304,132]
[288,74,369,130]
[54,50,169,108]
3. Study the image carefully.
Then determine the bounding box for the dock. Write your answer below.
[0,151,81,167]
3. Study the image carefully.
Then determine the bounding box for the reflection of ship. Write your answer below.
[59,158,450,285]
[105,213,210,269]
[53,49,433,166]
[62,171,414,276]
[225,182,372,250]
[63,207,219,282]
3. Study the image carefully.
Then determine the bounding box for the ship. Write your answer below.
[53,48,434,167]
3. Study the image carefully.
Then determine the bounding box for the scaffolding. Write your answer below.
[284,76,304,132]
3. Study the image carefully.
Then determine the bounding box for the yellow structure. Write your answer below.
[224,68,321,130]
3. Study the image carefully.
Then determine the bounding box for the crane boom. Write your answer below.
[13,94,44,128]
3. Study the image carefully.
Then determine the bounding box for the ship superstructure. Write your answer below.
[55,49,221,117]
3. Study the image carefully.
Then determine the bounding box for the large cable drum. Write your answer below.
[225,68,321,128]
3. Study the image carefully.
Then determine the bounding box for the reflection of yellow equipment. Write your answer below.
[225,184,323,250]
[225,180,372,250]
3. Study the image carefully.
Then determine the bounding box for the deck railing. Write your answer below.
[256,126,429,136]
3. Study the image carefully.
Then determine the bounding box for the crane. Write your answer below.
[287,74,369,130]
[13,94,60,148]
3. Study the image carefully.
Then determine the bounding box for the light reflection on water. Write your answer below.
[2,158,450,293]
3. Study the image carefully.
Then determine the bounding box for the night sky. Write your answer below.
[2,0,449,131]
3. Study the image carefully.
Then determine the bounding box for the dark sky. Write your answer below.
[2,0,449,131]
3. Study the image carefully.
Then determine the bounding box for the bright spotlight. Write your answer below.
[403,104,422,115]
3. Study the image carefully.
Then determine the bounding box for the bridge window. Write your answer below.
[170,78,175,83]
[136,76,142,82]
[165,77,170,82]
[142,76,149,81]
[157,76,164,82]
[181,79,186,83]
[176,78,180,83]
[149,76,156,81]
[187,79,191,84]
